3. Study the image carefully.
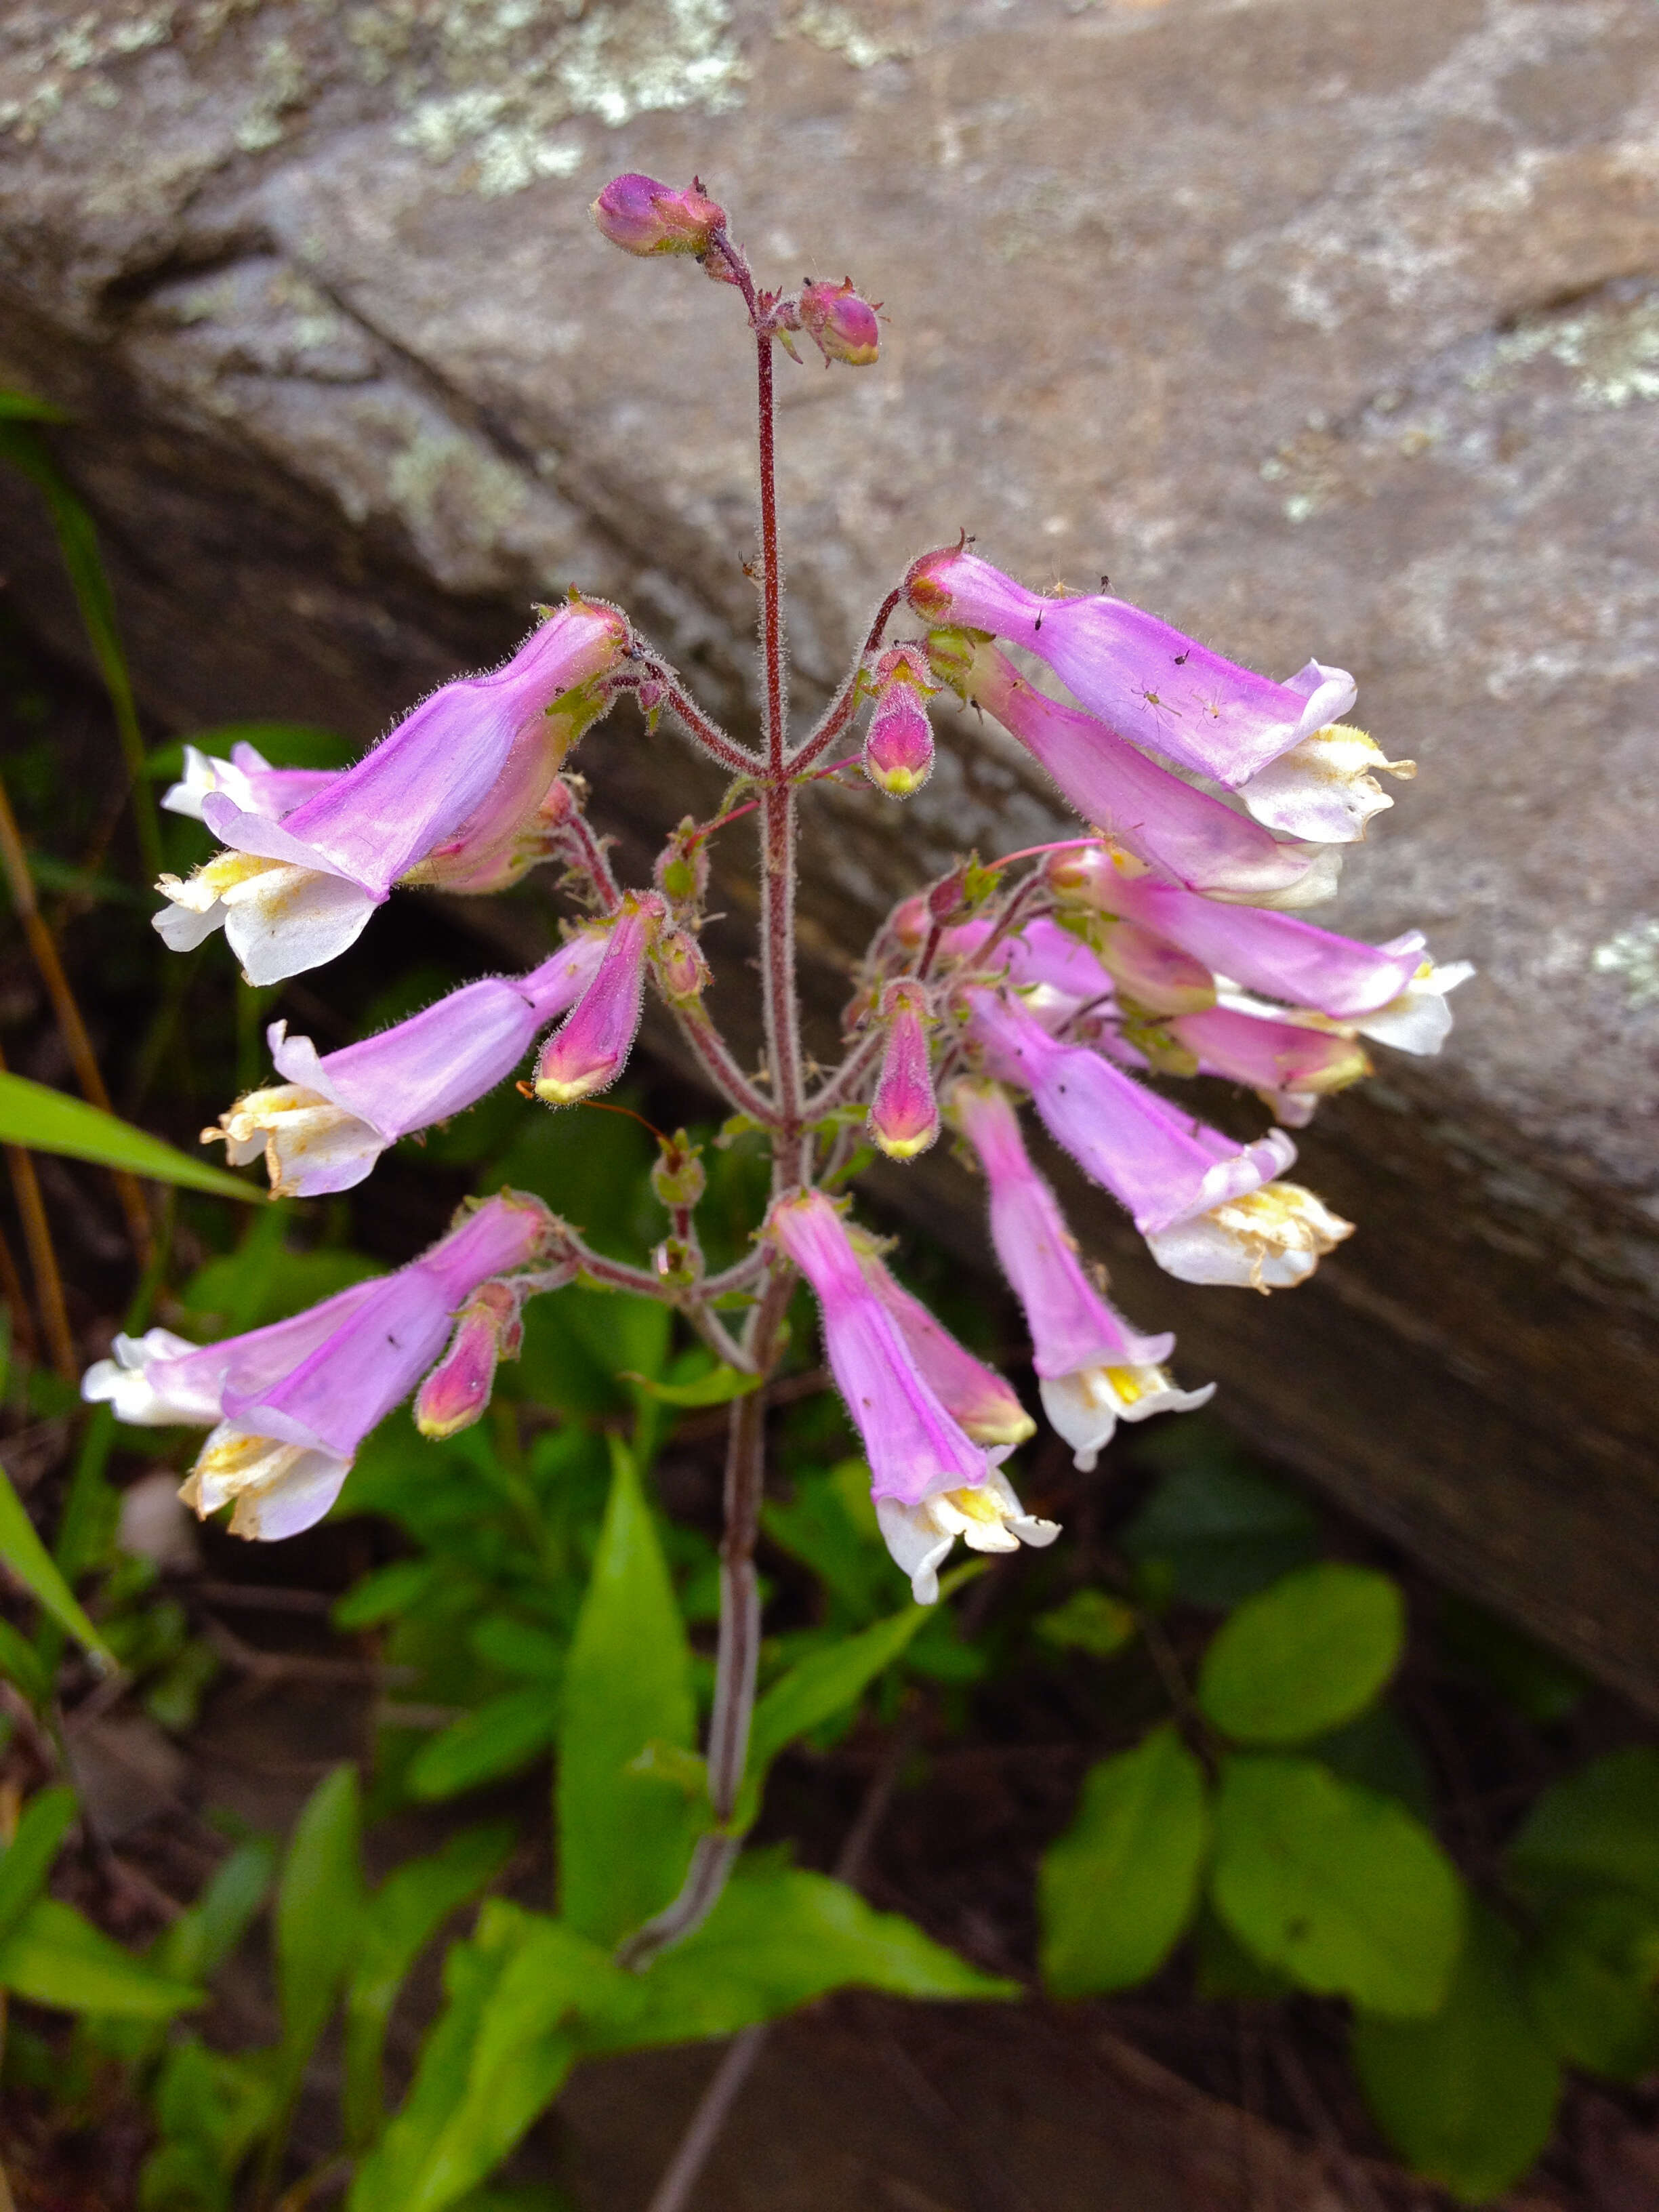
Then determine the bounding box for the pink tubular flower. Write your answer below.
[207,933,607,1197]
[868,983,939,1160]
[963,987,1293,1238]
[1147,1182,1354,1292]
[592,173,726,257]
[848,1231,1036,1448]
[155,601,628,985]
[1237,724,1417,846]
[950,1080,1212,1469]
[1163,1003,1372,1123]
[927,633,1324,901]
[81,1195,555,1539]
[415,1280,529,1439]
[907,548,1354,787]
[533,893,661,1105]
[1050,853,1428,1020]
[863,645,935,796]
[161,740,337,824]
[769,1191,1057,1602]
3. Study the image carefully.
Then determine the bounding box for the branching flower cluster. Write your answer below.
[84,173,1467,1953]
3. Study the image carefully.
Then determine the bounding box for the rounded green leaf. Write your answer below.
[1198,1563,1404,1746]
[1353,1902,1560,2203]
[1038,1725,1210,1996]
[1210,1754,1464,2017]
[1507,1748,1659,1912]
[1521,1888,1659,2082]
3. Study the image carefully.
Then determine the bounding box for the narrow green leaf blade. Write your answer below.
[747,1600,935,1780]
[344,1823,515,2150]
[0,1785,78,1943]
[0,388,73,424]
[1353,1902,1561,2203]
[1210,1753,1465,2018]
[1198,1563,1405,1746]
[0,1615,52,1706]
[1038,1725,1210,1996]
[153,1837,278,1987]
[0,1071,260,1202]
[275,1767,365,2068]
[0,1897,200,2017]
[556,1438,697,1945]
[0,1458,115,1664]
[592,1861,1015,2051]
[406,1689,559,1801]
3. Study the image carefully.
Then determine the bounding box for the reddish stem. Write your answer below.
[789,583,905,774]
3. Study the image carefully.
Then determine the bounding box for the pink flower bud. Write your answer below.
[533,893,661,1105]
[862,645,935,797]
[592,173,726,259]
[890,894,929,949]
[797,279,880,367]
[415,1282,523,1439]
[653,923,711,1004]
[655,817,710,913]
[868,983,939,1160]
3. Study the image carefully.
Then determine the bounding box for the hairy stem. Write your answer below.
[628,659,764,778]
[759,785,806,1188]
[670,1001,777,1129]
[788,583,905,775]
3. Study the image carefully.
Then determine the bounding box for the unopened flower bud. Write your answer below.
[651,1130,707,1209]
[653,924,711,1004]
[890,895,929,949]
[535,893,661,1105]
[863,645,936,797]
[869,983,939,1161]
[592,173,726,259]
[797,279,880,367]
[655,818,710,913]
[926,867,970,927]
[415,1282,523,1439]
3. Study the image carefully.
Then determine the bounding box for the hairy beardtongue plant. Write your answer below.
[96,171,1468,1957]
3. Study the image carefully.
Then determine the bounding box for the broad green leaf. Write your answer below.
[0,1786,77,1942]
[154,1837,277,1987]
[1120,1439,1318,1607]
[344,1822,516,2150]
[334,1558,438,1630]
[407,1688,559,1801]
[348,1904,612,2212]
[762,1459,890,1624]
[1038,1726,1210,1996]
[1507,1748,1659,1912]
[142,2036,281,2210]
[1210,1754,1464,2018]
[0,1615,52,1706]
[746,1599,937,1782]
[1353,1902,1560,2203]
[556,1438,697,1945]
[469,1615,563,1680]
[619,1361,762,1406]
[588,1860,1015,2051]
[1197,1564,1405,1746]
[0,1897,199,2016]
[1521,1887,1659,2082]
[0,1458,115,1664]
[150,721,352,775]
[275,1767,365,2072]
[183,1221,377,1334]
[1033,1588,1137,1661]
[0,1071,259,1202]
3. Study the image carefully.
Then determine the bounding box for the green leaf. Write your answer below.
[334,1558,437,1630]
[275,1767,365,2074]
[0,1614,52,1706]
[344,1823,516,2150]
[746,1599,937,1783]
[348,1904,609,2212]
[1120,1438,1318,1607]
[1507,1748,1659,1912]
[556,1437,697,1946]
[0,388,73,424]
[1038,1726,1209,1996]
[588,1861,1015,2051]
[1210,1754,1464,2018]
[153,1837,276,1987]
[1353,1902,1560,2203]
[0,1897,200,2016]
[1197,1564,1405,1746]
[619,1361,762,1407]
[1521,1887,1659,2082]
[0,1786,78,1942]
[0,1071,260,1202]
[406,1688,560,1801]
[142,2037,280,2209]
[1033,1588,1137,1661]
[0,1458,115,1664]
[762,1460,889,1624]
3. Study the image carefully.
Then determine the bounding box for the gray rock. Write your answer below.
[2,0,1657,1699]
